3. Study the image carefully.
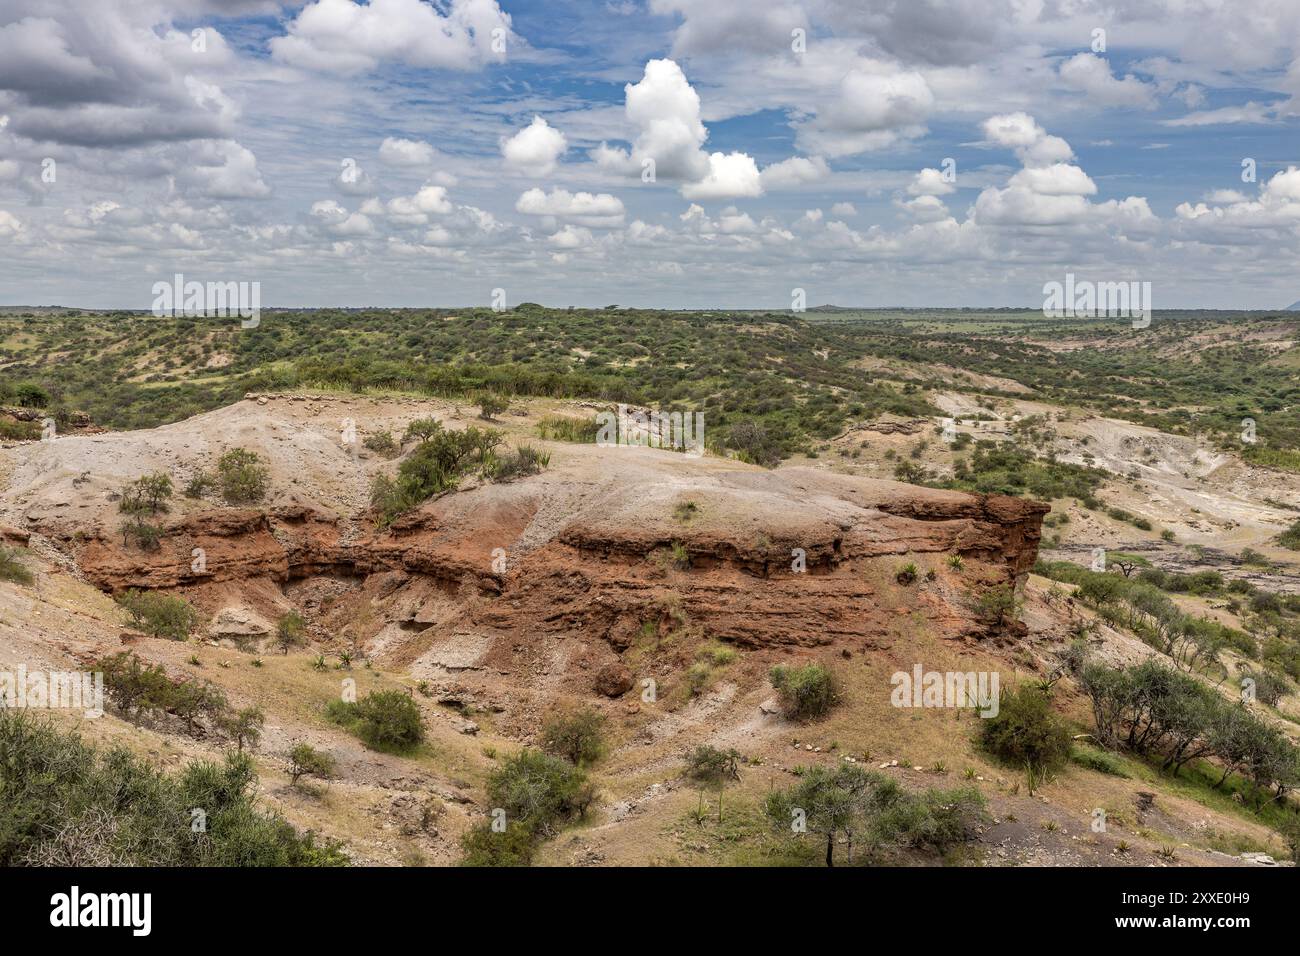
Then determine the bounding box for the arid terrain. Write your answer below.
[3,311,1299,867]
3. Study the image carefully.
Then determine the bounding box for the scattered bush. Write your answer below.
[764,764,987,866]
[683,745,740,822]
[371,423,506,525]
[274,611,307,655]
[183,471,216,499]
[540,706,606,766]
[119,472,173,515]
[220,705,265,753]
[362,430,399,457]
[979,684,1072,793]
[477,391,509,420]
[971,584,1021,627]
[1279,520,1300,551]
[217,448,269,503]
[287,743,336,789]
[1241,667,1292,707]
[486,749,594,837]
[327,689,424,752]
[116,589,200,640]
[769,663,837,721]
[482,444,549,482]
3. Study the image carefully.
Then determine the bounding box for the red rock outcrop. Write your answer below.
[63,476,1046,653]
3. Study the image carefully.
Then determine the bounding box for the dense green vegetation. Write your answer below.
[0,709,346,865]
[763,763,987,866]
[3,308,1296,467]
[325,689,425,753]
[979,684,1072,793]
[1074,654,1300,807]
[769,663,837,720]
[459,748,595,866]
[1037,559,1300,680]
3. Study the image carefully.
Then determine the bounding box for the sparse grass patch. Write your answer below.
[0,546,34,585]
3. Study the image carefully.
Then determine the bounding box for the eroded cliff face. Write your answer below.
[3,397,1048,695]
[58,476,1046,655]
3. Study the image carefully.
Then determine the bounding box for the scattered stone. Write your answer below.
[593,661,634,697]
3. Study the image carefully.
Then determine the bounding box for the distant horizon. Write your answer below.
[2,302,1297,314]
[4,2,1300,309]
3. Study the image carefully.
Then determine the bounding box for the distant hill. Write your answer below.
[1287,300,1300,311]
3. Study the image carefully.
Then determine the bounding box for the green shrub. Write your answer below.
[327,690,424,752]
[971,584,1021,626]
[183,471,216,499]
[371,424,504,525]
[362,430,399,457]
[979,684,1071,793]
[540,706,605,766]
[696,641,737,666]
[116,589,200,640]
[0,710,346,866]
[220,705,265,753]
[685,661,713,696]
[274,611,307,655]
[458,820,536,866]
[764,764,986,866]
[121,518,163,551]
[10,382,49,408]
[98,652,177,720]
[119,472,173,515]
[483,444,550,482]
[477,391,509,419]
[683,745,741,822]
[1279,520,1300,551]
[1240,667,1292,707]
[403,418,443,444]
[486,749,593,837]
[769,663,837,721]
[217,448,269,503]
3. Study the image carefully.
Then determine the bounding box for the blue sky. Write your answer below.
[1,0,1298,309]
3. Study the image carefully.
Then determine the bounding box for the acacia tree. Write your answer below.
[221,705,265,753]
[764,764,871,867]
[275,611,307,655]
[683,745,740,823]
[288,743,335,790]
[540,707,605,766]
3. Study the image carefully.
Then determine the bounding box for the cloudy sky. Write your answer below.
[1,0,1299,309]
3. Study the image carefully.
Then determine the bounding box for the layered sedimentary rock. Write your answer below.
[3,396,1047,662]
[62,474,1046,651]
